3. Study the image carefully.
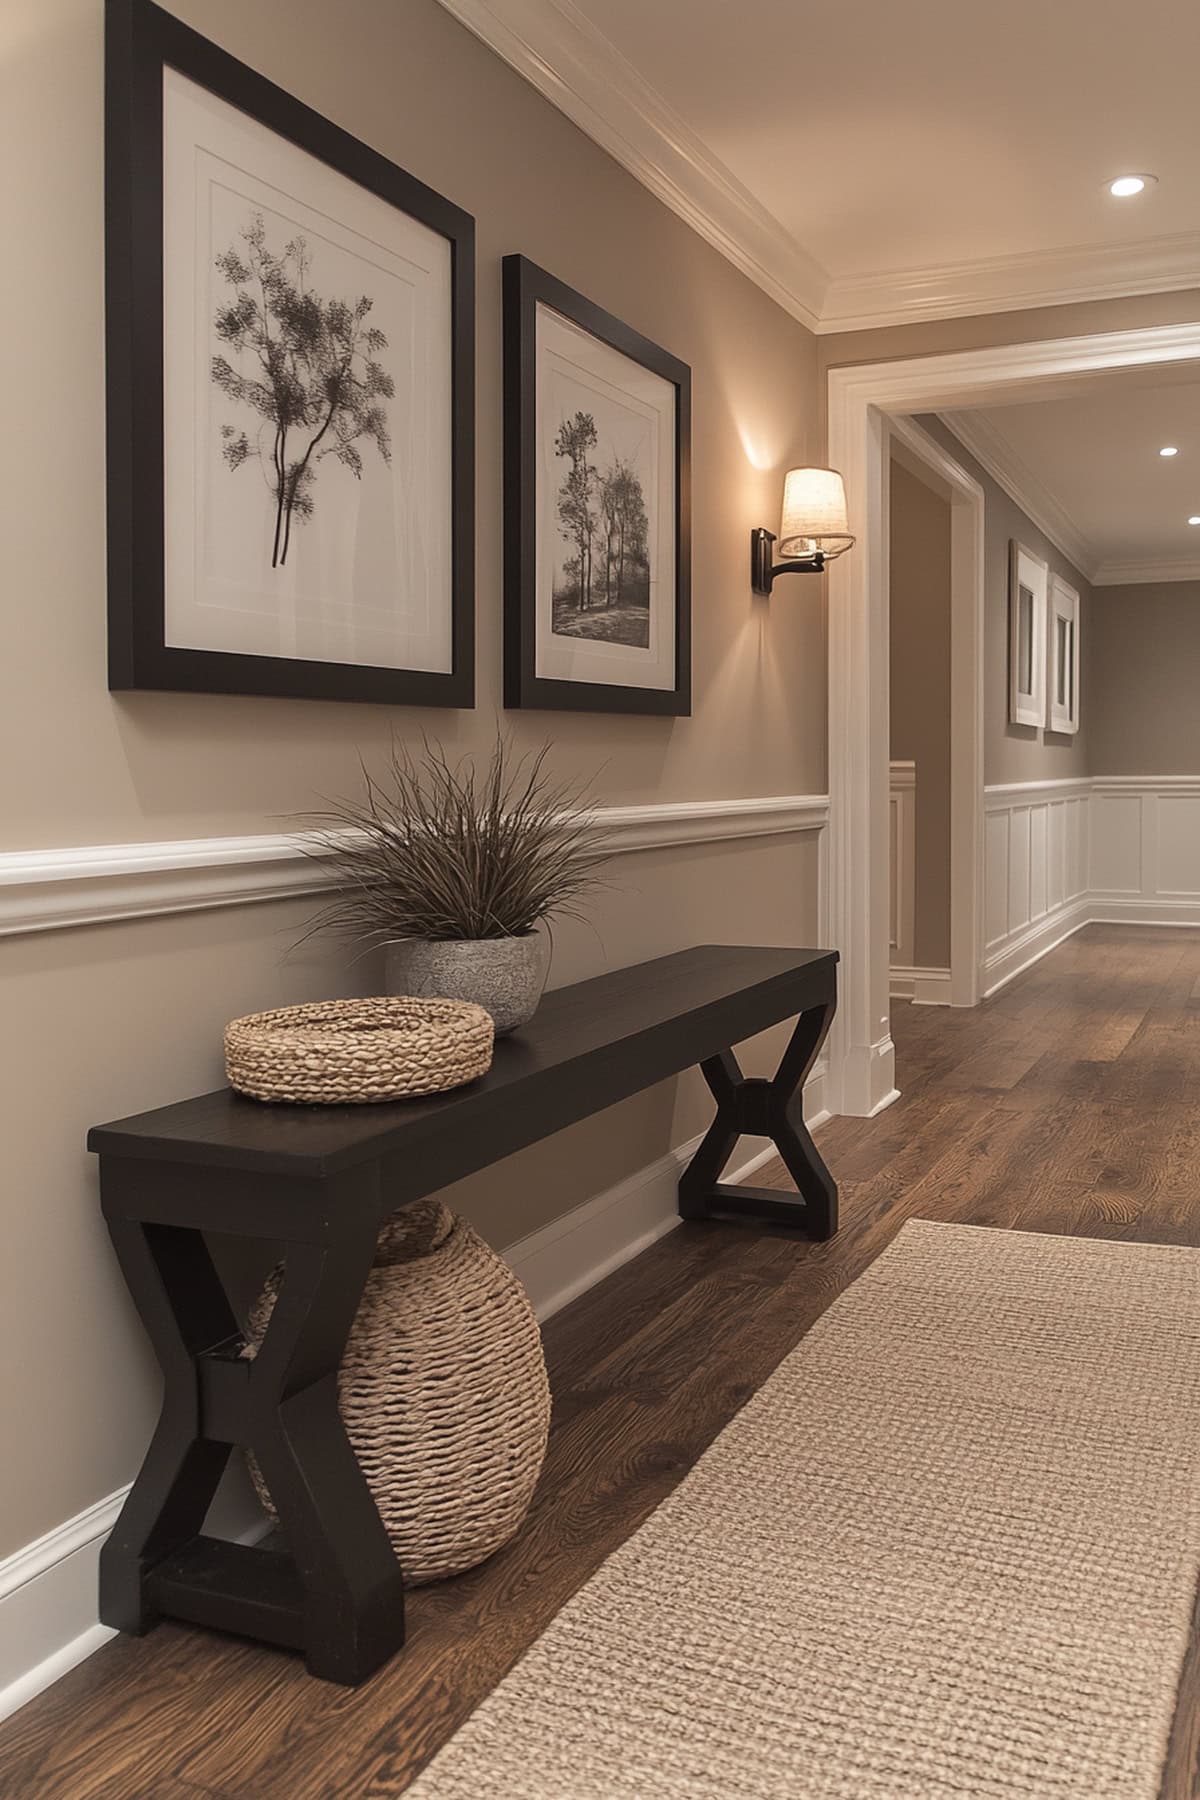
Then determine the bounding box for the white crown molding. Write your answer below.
[1092,556,1200,586]
[0,796,830,938]
[831,321,1200,414]
[434,0,827,330]
[818,230,1200,334]
[940,412,1097,580]
[435,0,1200,333]
[947,412,1200,590]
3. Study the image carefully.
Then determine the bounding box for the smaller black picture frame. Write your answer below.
[503,256,692,716]
[105,0,476,707]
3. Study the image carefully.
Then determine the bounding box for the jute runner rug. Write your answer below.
[409,1221,1200,1799]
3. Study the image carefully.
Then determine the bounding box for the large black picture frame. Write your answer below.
[105,0,475,707]
[503,256,691,716]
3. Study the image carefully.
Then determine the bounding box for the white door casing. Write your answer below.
[825,320,1200,1117]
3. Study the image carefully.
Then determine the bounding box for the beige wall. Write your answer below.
[1089,582,1200,773]
[914,417,1092,786]
[4,0,823,850]
[889,461,951,968]
[1,0,824,1559]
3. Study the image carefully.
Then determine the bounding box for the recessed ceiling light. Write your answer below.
[1160,445,1179,456]
[1189,516,1200,526]
[1107,174,1157,198]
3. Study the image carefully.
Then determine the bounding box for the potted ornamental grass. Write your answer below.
[300,737,611,1032]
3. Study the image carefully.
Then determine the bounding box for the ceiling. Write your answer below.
[946,364,1200,583]
[439,0,1200,331]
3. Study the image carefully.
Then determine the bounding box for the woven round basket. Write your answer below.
[224,996,493,1104]
[244,1200,551,1584]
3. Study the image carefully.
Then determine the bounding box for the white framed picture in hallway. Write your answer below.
[1008,541,1048,727]
[1047,574,1080,734]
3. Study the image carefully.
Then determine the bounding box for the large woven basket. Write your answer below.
[244,1200,550,1584]
[225,995,493,1104]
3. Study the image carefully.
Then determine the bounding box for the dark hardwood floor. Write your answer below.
[4,923,1200,1798]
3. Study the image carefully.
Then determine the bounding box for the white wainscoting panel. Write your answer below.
[984,776,1200,991]
[983,779,1091,994]
[985,810,1009,949]
[887,762,951,1004]
[1159,794,1200,895]
[888,761,915,968]
[1090,778,1200,924]
[1090,791,1143,896]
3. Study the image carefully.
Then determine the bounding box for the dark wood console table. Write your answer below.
[89,943,838,1685]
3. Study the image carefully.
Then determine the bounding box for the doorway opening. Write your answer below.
[824,321,1200,1117]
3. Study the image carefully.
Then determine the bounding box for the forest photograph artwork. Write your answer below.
[504,257,687,712]
[211,211,395,570]
[551,404,653,649]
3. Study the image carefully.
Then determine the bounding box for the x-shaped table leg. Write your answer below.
[678,999,837,1237]
[99,1211,405,1684]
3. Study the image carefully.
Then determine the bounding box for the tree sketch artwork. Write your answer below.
[211,213,395,568]
[552,409,651,647]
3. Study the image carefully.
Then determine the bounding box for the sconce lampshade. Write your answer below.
[778,467,854,561]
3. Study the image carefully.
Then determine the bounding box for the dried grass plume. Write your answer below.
[298,736,613,948]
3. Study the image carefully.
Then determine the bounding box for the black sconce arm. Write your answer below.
[750,527,825,596]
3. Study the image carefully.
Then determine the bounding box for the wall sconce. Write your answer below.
[751,466,855,595]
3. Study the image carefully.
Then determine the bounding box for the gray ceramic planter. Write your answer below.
[384,933,551,1035]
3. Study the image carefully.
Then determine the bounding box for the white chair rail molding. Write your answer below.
[0,794,830,939]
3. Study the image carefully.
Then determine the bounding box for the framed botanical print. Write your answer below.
[1047,574,1080,735]
[502,256,691,715]
[105,0,475,706]
[1008,541,1048,727]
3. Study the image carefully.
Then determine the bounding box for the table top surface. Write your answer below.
[89,943,836,1178]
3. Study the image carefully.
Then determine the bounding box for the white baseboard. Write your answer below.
[0,1490,271,1723]
[889,965,953,1005]
[0,1488,125,1725]
[504,1135,771,1321]
[1091,899,1200,927]
[0,1075,827,1723]
[0,1468,268,1724]
[505,1064,829,1321]
[832,1035,897,1118]
[982,898,1091,998]
[981,896,1200,999]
